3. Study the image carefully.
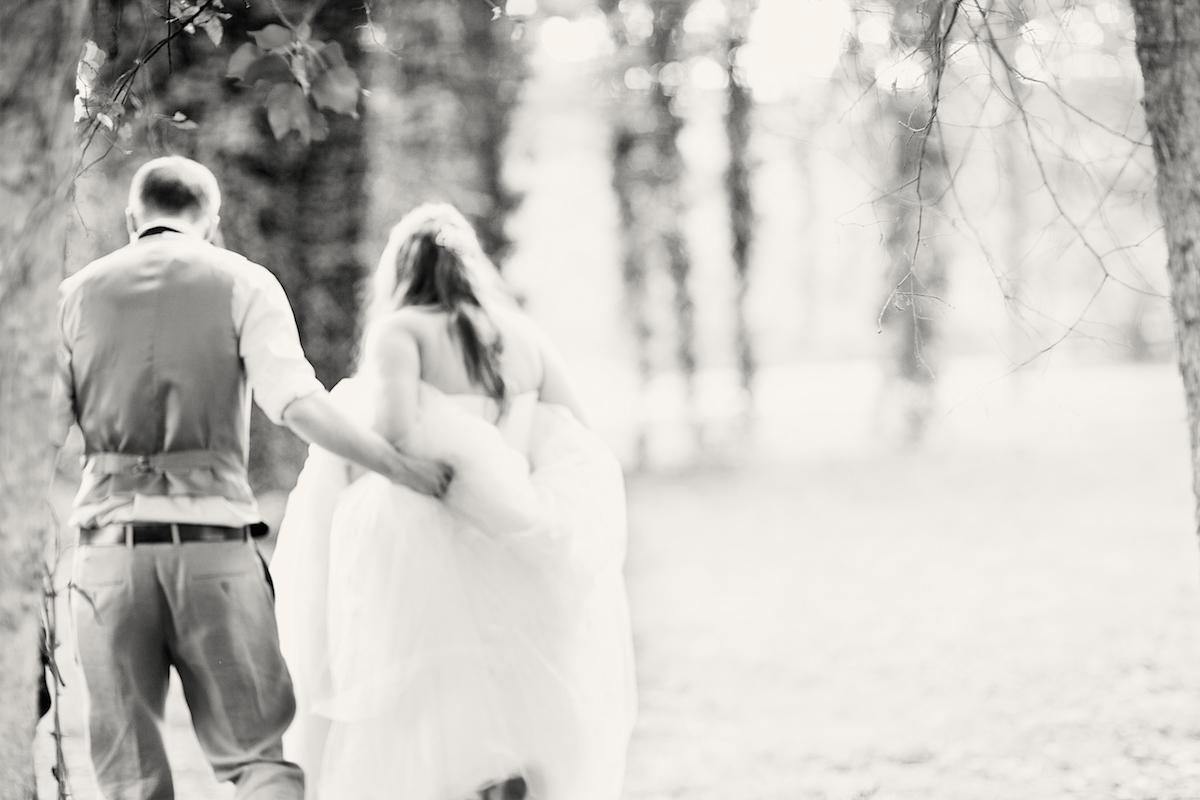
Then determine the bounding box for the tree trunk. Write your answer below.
[1131,0,1200,535]
[0,0,87,793]
[876,0,951,442]
[602,0,666,467]
[648,0,699,412]
[194,1,372,490]
[878,88,948,441]
[365,1,526,271]
[725,0,757,420]
[457,4,526,268]
[611,124,654,467]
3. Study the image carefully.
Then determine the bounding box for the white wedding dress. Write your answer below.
[271,379,637,800]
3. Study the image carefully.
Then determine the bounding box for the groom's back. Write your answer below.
[63,232,245,457]
[60,231,264,508]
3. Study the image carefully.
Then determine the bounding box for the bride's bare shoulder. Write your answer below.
[367,307,440,340]
[362,309,432,368]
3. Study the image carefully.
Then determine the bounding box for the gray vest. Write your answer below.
[63,231,255,509]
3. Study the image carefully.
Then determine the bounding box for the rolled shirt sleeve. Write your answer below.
[235,264,325,424]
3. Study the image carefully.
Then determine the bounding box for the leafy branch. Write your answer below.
[75,0,366,163]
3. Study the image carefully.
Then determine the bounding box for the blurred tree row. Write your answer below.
[603,0,761,462]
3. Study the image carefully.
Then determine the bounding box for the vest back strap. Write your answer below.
[86,450,228,476]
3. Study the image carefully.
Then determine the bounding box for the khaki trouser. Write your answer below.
[73,539,304,800]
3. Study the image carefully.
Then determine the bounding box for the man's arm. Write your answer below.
[235,261,450,495]
[281,390,451,496]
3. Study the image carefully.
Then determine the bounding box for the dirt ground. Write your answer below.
[36,360,1200,800]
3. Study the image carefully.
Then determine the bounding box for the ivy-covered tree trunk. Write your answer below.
[611,124,655,467]
[458,4,526,267]
[725,0,757,421]
[0,0,87,793]
[183,1,372,490]
[604,0,700,462]
[648,0,699,414]
[365,1,526,271]
[1132,0,1200,537]
[603,0,661,467]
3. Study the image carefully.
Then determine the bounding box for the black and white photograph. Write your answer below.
[1,0,1199,798]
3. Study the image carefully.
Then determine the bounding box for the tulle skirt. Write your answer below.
[272,383,636,800]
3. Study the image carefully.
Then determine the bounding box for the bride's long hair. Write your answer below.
[363,203,509,404]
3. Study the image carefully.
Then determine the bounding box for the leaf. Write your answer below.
[80,39,106,72]
[169,0,230,46]
[251,24,294,52]
[310,65,360,116]
[227,42,260,79]
[308,104,330,143]
[242,53,294,86]
[266,82,310,142]
[75,39,107,121]
[198,12,227,47]
[296,22,312,42]
[316,40,348,70]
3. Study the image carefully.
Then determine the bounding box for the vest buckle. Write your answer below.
[131,455,155,475]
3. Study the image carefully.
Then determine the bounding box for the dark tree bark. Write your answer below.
[1132,0,1200,535]
[648,0,699,399]
[611,124,655,466]
[365,1,527,271]
[601,0,668,466]
[0,0,88,793]
[603,0,700,463]
[458,4,526,267]
[208,2,371,489]
[725,0,757,418]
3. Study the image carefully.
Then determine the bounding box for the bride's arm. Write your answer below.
[362,317,423,445]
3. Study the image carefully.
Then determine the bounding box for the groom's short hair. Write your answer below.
[129,156,221,221]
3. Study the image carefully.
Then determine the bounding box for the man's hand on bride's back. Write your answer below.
[389,452,454,497]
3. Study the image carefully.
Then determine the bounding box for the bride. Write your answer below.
[270,203,637,800]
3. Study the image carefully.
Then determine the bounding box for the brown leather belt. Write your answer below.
[79,523,253,547]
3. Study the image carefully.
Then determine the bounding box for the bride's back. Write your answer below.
[364,203,584,422]
[390,303,545,399]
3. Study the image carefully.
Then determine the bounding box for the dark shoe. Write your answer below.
[478,775,527,800]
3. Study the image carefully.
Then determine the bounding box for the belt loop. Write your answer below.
[170,523,182,545]
[124,525,133,547]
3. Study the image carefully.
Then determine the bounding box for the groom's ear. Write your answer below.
[207,214,222,244]
[125,208,137,241]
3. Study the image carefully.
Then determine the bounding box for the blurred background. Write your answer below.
[44,0,1200,798]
